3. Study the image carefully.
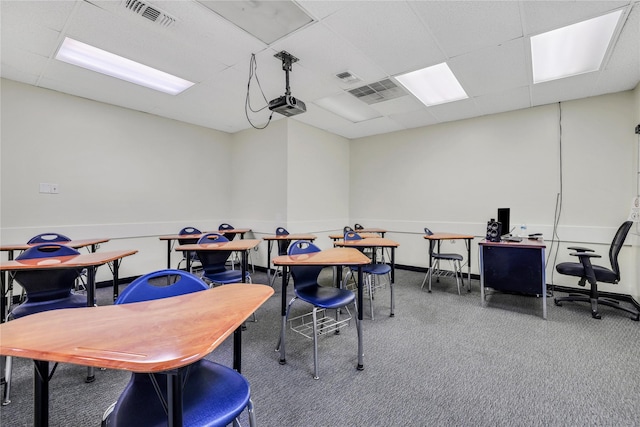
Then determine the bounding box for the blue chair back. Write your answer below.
[196,233,232,275]
[343,226,354,234]
[276,227,290,256]
[288,240,323,290]
[13,244,81,305]
[116,269,208,305]
[424,227,434,236]
[178,226,201,261]
[354,224,364,230]
[344,231,363,241]
[219,223,236,241]
[27,233,71,244]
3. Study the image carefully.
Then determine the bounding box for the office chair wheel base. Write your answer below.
[591,311,601,320]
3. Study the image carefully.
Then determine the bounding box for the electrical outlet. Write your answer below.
[50,184,59,194]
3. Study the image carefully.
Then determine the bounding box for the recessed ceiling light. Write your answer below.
[395,63,468,107]
[315,93,382,123]
[55,37,195,95]
[531,9,623,84]
[197,0,313,45]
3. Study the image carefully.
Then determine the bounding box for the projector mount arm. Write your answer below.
[274,51,298,97]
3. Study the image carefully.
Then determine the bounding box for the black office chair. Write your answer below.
[421,227,465,295]
[554,221,639,321]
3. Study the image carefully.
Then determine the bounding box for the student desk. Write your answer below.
[423,232,474,291]
[0,249,138,383]
[272,247,371,371]
[159,228,251,269]
[0,238,110,319]
[262,233,317,284]
[175,239,260,284]
[0,284,273,427]
[478,238,547,319]
[333,237,399,317]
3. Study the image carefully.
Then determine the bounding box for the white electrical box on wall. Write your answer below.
[39,183,59,194]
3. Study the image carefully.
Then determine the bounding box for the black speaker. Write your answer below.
[497,208,510,236]
[485,218,502,242]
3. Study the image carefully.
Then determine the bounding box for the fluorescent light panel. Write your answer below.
[531,9,623,84]
[55,37,194,95]
[395,63,468,107]
[315,93,382,123]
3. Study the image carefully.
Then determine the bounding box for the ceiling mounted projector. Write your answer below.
[268,51,306,117]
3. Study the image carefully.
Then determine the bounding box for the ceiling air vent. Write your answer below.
[122,0,176,28]
[335,71,362,84]
[348,78,407,105]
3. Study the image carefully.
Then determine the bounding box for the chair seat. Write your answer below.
[556,262,617,283]
[361,263,391,275]
[432,253,463,261]
[296,286,355,310]
[105,359,250,427]
[204,270,250,284]
[9,293,87,319]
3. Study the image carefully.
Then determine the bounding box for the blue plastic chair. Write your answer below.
[196,233,251,286]
[26,232,72,244]
[269,227,291,287]
[177,226,202,272]
[421,227,465,295]
[343,231,392,320]
[284,240,359,379]
[2,243,86,405]
[101,269,256,427]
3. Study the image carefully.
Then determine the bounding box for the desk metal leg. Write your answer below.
[479,247,486,306]
[167,369,184,427]
[541,248,547,320]
[167,241,172,269]
[85,267,96,383]
[357,266,364,371]
[390,247,395,317]
[33,360,49,427]
[278,265,288,364]
[466,238,472,292]
[266,241,272,285]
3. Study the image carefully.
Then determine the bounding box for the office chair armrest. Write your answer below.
[567,246,594,253]
[569,252,601,259]
[570,252,599,286]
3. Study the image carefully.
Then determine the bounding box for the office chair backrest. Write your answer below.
[27,233,72,244]
[276,227,290,256]
[219,223,236,241]
[196,233,232,274]
[288,240,323,290]
[116,269,208,305]
[14,244,81,302]
[609,221,633,280]
[354,224,364,230]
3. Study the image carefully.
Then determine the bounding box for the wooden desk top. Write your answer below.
[329,232,381,240]
[175,239,261,252]
[0,249,138,271]
[272,247,371,266]
[479,238,546,249]
[0,238,110,252]
[0,284,273,372]
[333,237,399,248]
[263,234,317,241]
[159,228,252,241]
[424,233,474,240]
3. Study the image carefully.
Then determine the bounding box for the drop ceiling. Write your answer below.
[1,1,639,139]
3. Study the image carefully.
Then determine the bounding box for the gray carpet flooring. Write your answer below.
[1,268,639,426]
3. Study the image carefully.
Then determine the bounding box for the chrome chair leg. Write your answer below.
[2,356,12,405]
[312,307,319,380]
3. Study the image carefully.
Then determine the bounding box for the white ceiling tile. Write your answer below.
[411,1,523,57]
[428,97,483,123]
[521,1,631,35]
[474,86,532,116]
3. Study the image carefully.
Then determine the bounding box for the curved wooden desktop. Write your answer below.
[0,284,274,426]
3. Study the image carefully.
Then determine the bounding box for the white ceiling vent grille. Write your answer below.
[122,0,176,28]
[348,79,407,104]
[335,71,362,84]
